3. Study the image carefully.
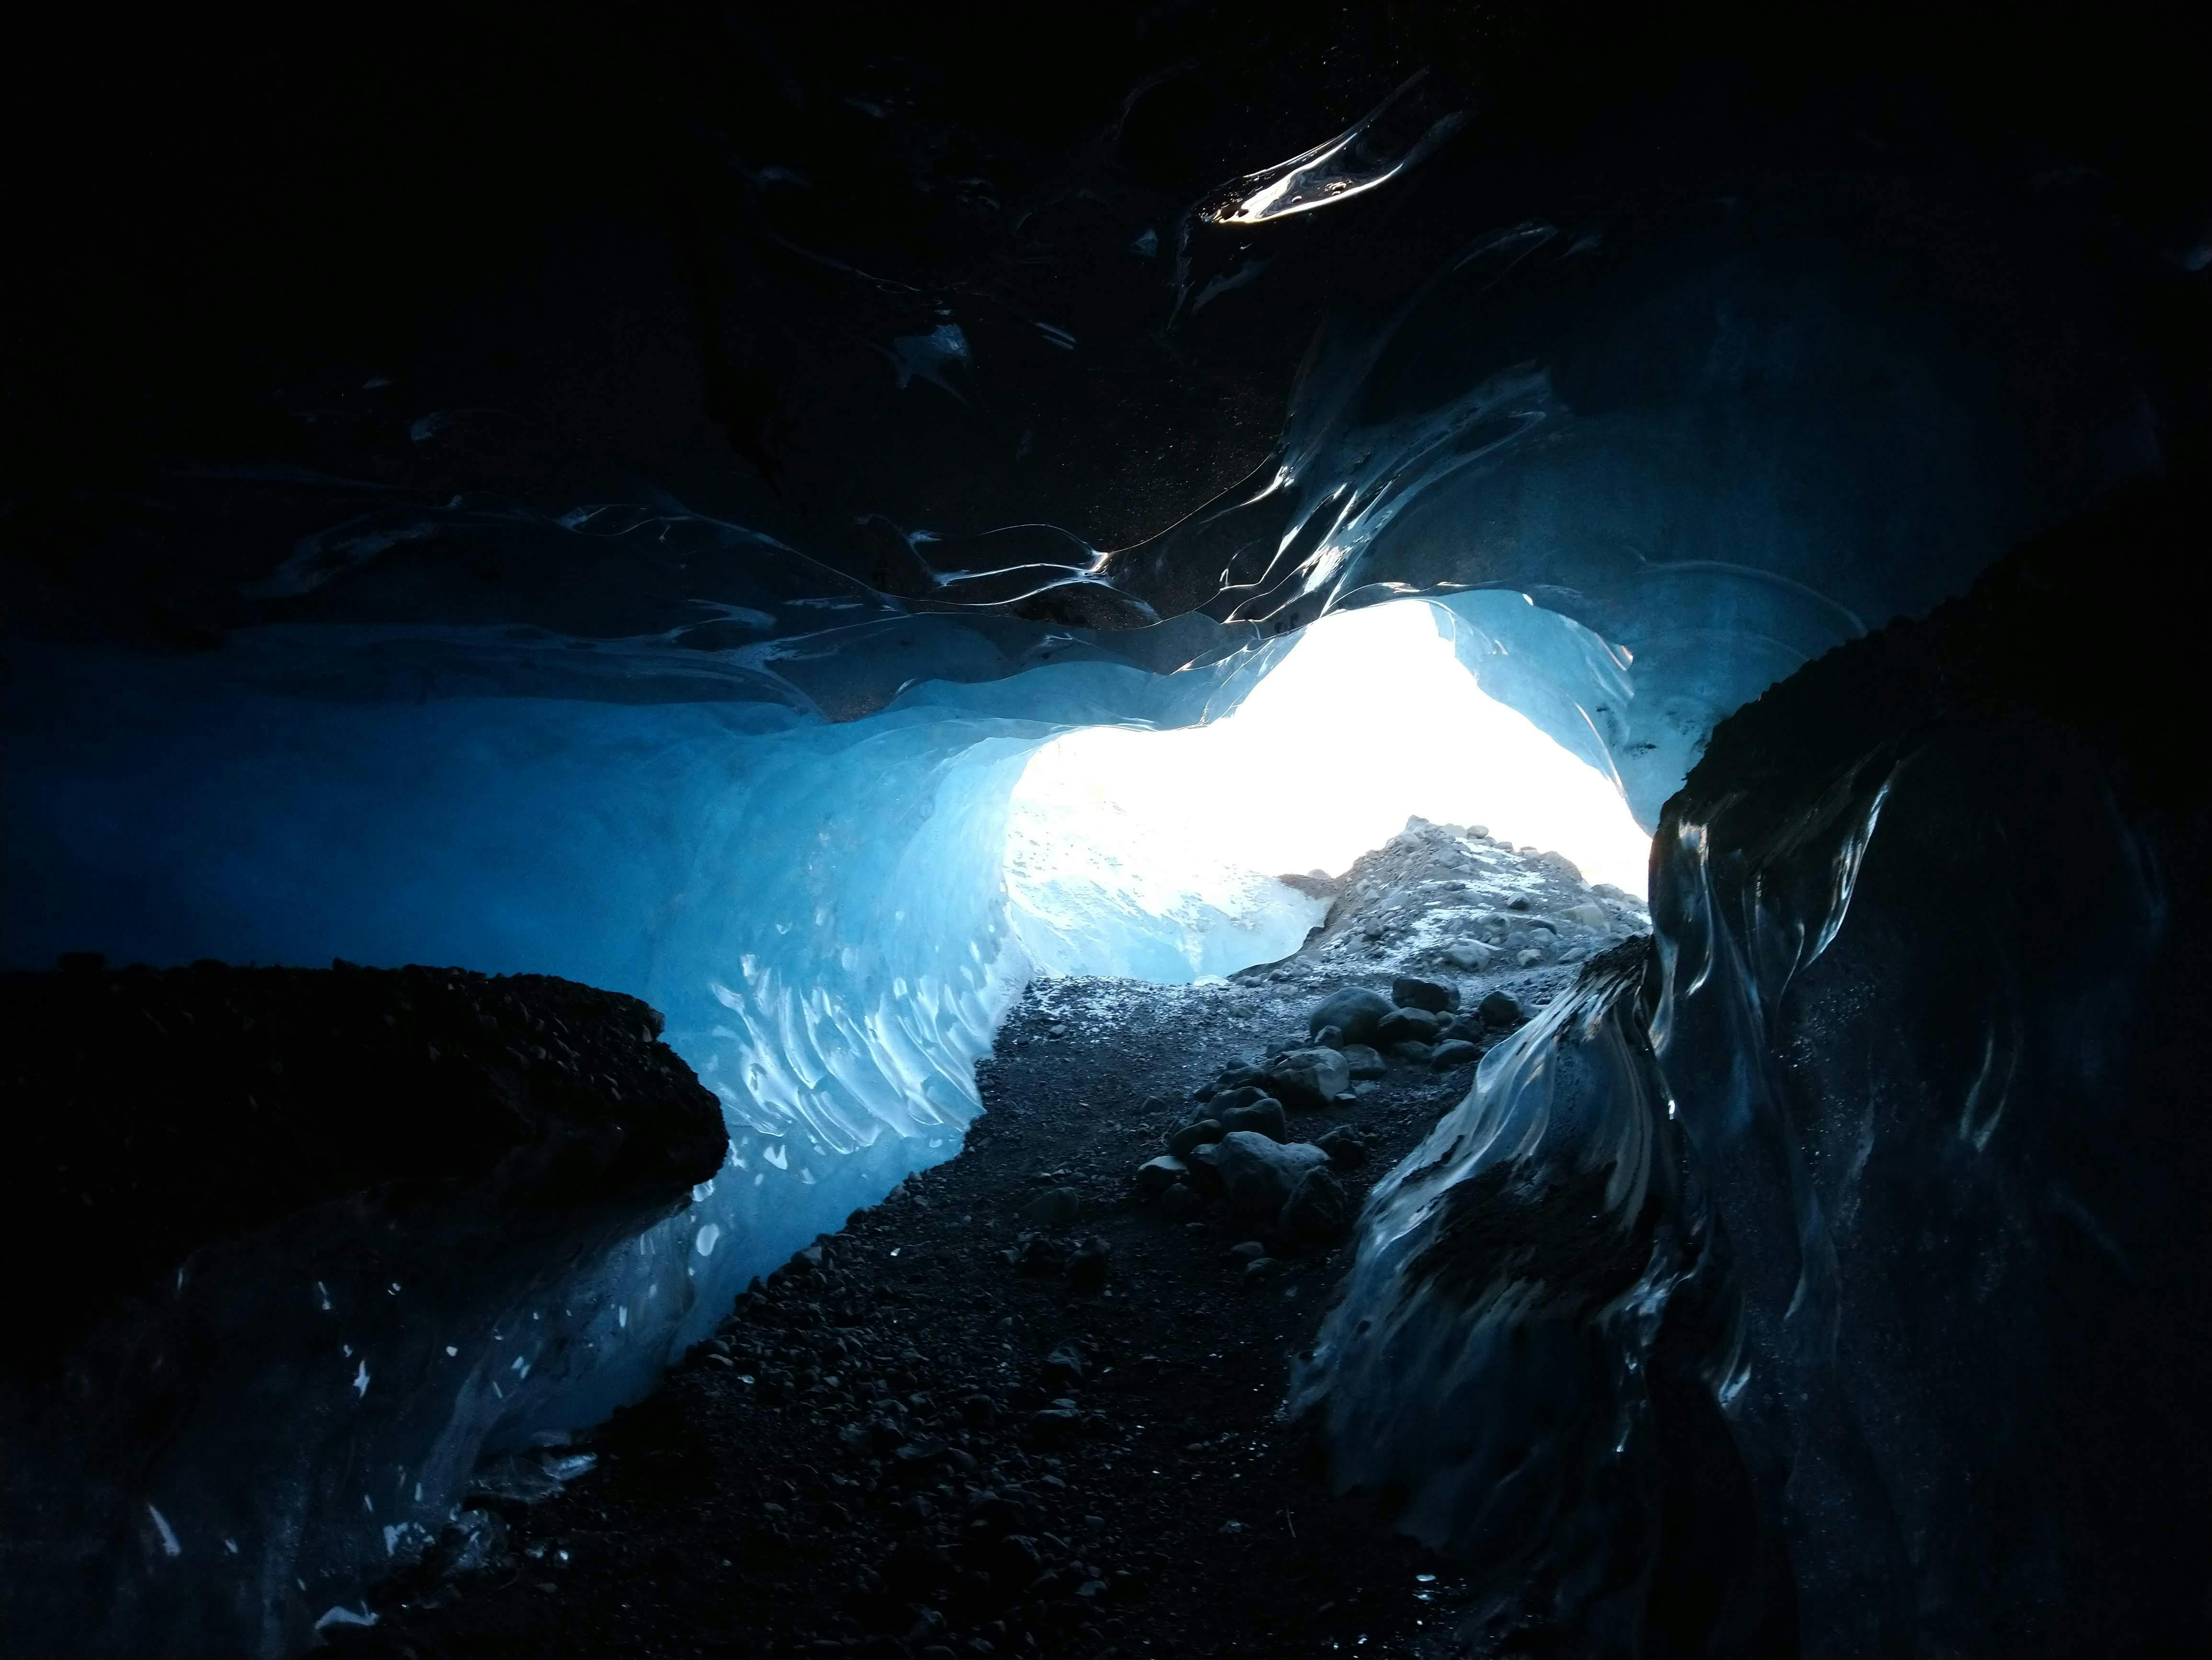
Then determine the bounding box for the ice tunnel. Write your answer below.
[5,14,2208,1653]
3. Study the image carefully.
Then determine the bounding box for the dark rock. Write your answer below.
[1198,1132,1330,1221]
[1157,1182,1200,1222]
[1430,1040,1481,1070]
[0,959,726,1656]
[433,1508,512,1579]
[1028,1408,1083,1445]
[1390,1041,1434,1065]
[1315,1128,1369,1171]
[1166,1119,1223,1158]
[1066,1236,1111,1292]
[1133,1155,1188,1200]
[1206,1084,1268,1117]
[1216,1096,1288,1142]
[1261,1047,1352,1110]
[1391,975,1460,1013]
[1307,987,1392,1045]
[1279,1166,1349,1241]
[1477,990,1530,1028]
[959,1393,999,1429]
[1021,1187,1082,1229]
[1311,1024,1346,1050]
[1242,1257,1280,1284]
[1340,1044,1386,1080]
[1042,1344,1086,1388]
[1374,1007,1444,1046]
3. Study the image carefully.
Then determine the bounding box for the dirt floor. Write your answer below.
[333,825,1647,1660]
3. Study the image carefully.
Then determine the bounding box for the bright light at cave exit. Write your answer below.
[1005,600,1651,973]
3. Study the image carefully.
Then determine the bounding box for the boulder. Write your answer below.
[1442,940,1498,971]
[1340,1044,1386,1080]
[1279,1166,1350,1241]
[1534,851,1584,882]
[1477,989,1530,1028]
[1564,901,1608,929]
[1391,1040,1435,1065]
[1165,1118,1222,1158]
[1218,1096,1289,1142]
[1208,1084,1267,1117]
[1022,1186,1082,1229]
[1430,1039,1481,1070]
[1311,1023,1346,1050]
[1198,1132,1329,1220]
[1133,1156,1188,1200]
[1315,1126,1369,1170]
[1392,975,1460,1013]
[1263,1047,1353,1110]
[1374,1006,1444,1046]
[1307,986,1392,1045]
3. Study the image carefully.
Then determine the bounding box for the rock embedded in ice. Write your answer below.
[1308,986,1392,1044]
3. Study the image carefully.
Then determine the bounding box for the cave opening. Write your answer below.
[1003,598,1652,983]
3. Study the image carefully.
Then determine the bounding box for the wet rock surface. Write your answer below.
[330,829,1639,1658]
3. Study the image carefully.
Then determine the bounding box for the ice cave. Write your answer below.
[4,5,2207,1657]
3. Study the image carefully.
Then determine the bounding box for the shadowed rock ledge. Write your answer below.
[0,960,727,1657]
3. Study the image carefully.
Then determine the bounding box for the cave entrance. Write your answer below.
[1002,599,1652,983]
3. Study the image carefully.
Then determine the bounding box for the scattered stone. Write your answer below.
[1563,901,1608,929]
[1310,1024,1346,1050]
[1477,990,1529,1028]
[1158,1182,1199,1222]
[1516,948,1546,967]
[1042,1344,1086,1388]
[1133,1156,1188,1200]
[1339,1044,1386,1080]
[1390,976,1459,1013]
[1228,1241,1266,1262]
[1307,987,1391,1045]
[1242,1258,1279,1285]
[1278,1166,1349,1241]
[1429,1040,1480,1070]
[1261,1047,1352,1110]
[1373,1007,1442,1046]
[1534,851,1583,882]
[1216,1096,1288,1142]
[1442,941,1498,971]
[1198,1133,1329,1221]
[1208,1084,1268,1117]
[1390,1041,1433,1065]
[1021,1187,1082,1229]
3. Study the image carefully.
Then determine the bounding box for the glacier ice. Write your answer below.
[0,179,2169,1653]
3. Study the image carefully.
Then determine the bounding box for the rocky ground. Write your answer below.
[333,824,1647,1660]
